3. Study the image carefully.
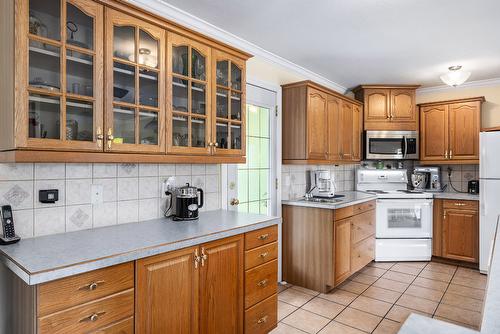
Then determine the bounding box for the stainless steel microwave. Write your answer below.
[365,131,419,160]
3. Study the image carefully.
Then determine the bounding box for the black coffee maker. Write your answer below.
[172,183,204,221]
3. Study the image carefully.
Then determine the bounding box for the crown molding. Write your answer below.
[126,0,348,94]
[417,77,500,94]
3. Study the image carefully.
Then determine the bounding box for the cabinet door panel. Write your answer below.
[200,235,244,334]
[420,105,448,161]
[390,89,416,122]
[443,209,479,263]
[335,219,351,286]
[136,247,199,334]
[449,102,480,160]
[352,104,362,161]
[364,89,390,122]
[327,96,342,161]
[307,88,328,160]
[340,102,353,160]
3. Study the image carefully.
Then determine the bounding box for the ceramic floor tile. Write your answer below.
[337,280,369,294]
[390,263,423,276]
[368,262,395,270]
[433,316,478,330]
[270,322,308,334]
[434,303,482,328]
[278,284,291,293]
[335,307,382,333]
[404,285,444,302]
[441,292,484,313]
[302,297,345,319]
[424,262,457,275]
[282,309,330,334]
[360,266,387,277]
[319,321,365,334]
[319,289,358,306]
[382,270,416,284]
[292,285,321,296]
[455,267,483,279]
[385,305,431,323]
[396,294,439,314]
[279,288,315,307]
[411,277,449,292]
[451,274,487,290]
[373,318,402,334]
[362,286,402,304]
[278,300,298,321]
[350,273,379,285]
[399,262,428,269]
[373,278,409,293]
[349,295,393,317]
[446,284,485,300]
[418,269,453,283]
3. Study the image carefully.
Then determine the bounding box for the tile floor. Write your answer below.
[273,261,487,334]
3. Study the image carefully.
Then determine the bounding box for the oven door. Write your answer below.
[376,199,433,238]
[365,131,418,160]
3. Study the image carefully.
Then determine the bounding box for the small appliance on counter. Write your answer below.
[412,166,442,192]
[307,170,336,198]
[0,205,21,245]
[165,183,204,221]
[468,180,479,194]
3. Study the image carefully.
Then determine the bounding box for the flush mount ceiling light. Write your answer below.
[440,65,471,87]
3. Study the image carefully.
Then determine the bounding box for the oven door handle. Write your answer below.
[403,136,408,158]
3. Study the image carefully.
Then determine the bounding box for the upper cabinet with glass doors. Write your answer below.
[211,49,246,156]
[105,9,165,153]
[18,0,104,151]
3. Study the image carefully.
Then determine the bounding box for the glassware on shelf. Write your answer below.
[113,62,135,103]
[216,60,228,86]
[29,0,60,40]
[66,3,93,50]
[191,49,206,81]
[172,115,188,147]
[28,94,60,139]
[172,77,188,112]
[231,92,242,120]
[231,124,242,150]
[231,63,242,90]
[216,88,228,118]
[66,99,93,141]
[29,41,61,91]
[192,118,206,148]
[216,122,229,149]
[66,50,93,96]
[139,110,158,145]
[191,82,206,115]
[138,30,158,68]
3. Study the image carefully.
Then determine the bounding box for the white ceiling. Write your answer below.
[158,0,500,89]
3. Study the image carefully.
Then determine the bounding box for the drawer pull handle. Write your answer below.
[259,252,269,258]
[257,279,269,287]
[257,315,269,324]
[79,280,105,291]
[454,203,466,206]
[257,234,269,240]
[80,311,106,323]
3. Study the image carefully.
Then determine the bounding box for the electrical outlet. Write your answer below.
[91,184,103,204]
[161,177,176,198]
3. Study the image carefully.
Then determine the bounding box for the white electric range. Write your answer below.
[357,169,433,261]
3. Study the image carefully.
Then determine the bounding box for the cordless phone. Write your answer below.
[0,205,20,245]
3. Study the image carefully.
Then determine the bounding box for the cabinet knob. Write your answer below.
[259,252,269,259]
[257,234,269,241]
[79,311,106,323]
[79,280,104,291]
[106,128,114,149]
[257,315,269,324]
[201,247,208,266]
[96,127,104,148]
[257,279,269,287]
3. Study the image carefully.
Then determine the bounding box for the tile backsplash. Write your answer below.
[281,164,359,200]
[0,163,221,238]
[439,164,479,193]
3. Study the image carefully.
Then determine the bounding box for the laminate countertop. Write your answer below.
[282,191,377,210]
[433,192,480,201]
[0,210,280,285]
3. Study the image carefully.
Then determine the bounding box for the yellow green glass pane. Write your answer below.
[237,202,248,213]
[237,170,249,203]
[248,170,259,201]
[248,137,260,168]
[248,201,260,214]
[260,107,270,138]
[260,200,269,215]
[247,105,260,137]
[260,138,269,169]
[260,169,269,199]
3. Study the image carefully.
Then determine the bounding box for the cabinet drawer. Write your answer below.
[443,200,478,211]
[245,294,278,334]
[351,237,375,273]
[354,200,376,215]
[38,262,134,317]
[245,242,278,270]
[245,259,278,308]
[335,200,376,220]
[38,289,134,334]
[91,317,133,334]
[351,210,375,244]
[245,226,278,250]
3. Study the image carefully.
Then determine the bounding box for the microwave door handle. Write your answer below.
[403,136,408,158]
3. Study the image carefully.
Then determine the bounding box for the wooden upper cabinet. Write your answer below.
[199,235,244,334]
[307,88,329,160]
[448,101,481,160]
[442,208,479,263]
[282,81,363,164]
[420,105,448,161]
[167,33,211,155]
[135,246,199,334]
[211,49,246,157]
[16,0,104,151]
[105,9,165,153]
[353,85,419,131]
[419,97,484,163]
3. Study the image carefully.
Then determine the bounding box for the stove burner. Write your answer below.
[366,190,388,194]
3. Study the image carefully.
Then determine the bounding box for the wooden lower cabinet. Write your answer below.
[433,199,479,263]
[283,201,376,293]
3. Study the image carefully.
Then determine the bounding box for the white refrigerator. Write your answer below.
[480,131,500,273]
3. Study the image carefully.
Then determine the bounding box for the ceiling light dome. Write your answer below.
[440,65,471,87]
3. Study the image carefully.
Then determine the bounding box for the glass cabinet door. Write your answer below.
[167,33,211,154]
[212,50,246,156]
[25,0,103,150]
[105,9,165,153]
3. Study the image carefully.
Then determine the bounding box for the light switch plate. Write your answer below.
[91,184,104,204]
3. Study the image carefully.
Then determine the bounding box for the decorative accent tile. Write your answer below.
[93,164,117,178]
[118,163,138,177]
[1,183,32,209]
[0,163,33,181]
[35,163,65,179]
[66,205,92,232]
[66,163,92,179]
[34,207,65,236]
[66,179,92,205]
[35,180,65,208]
